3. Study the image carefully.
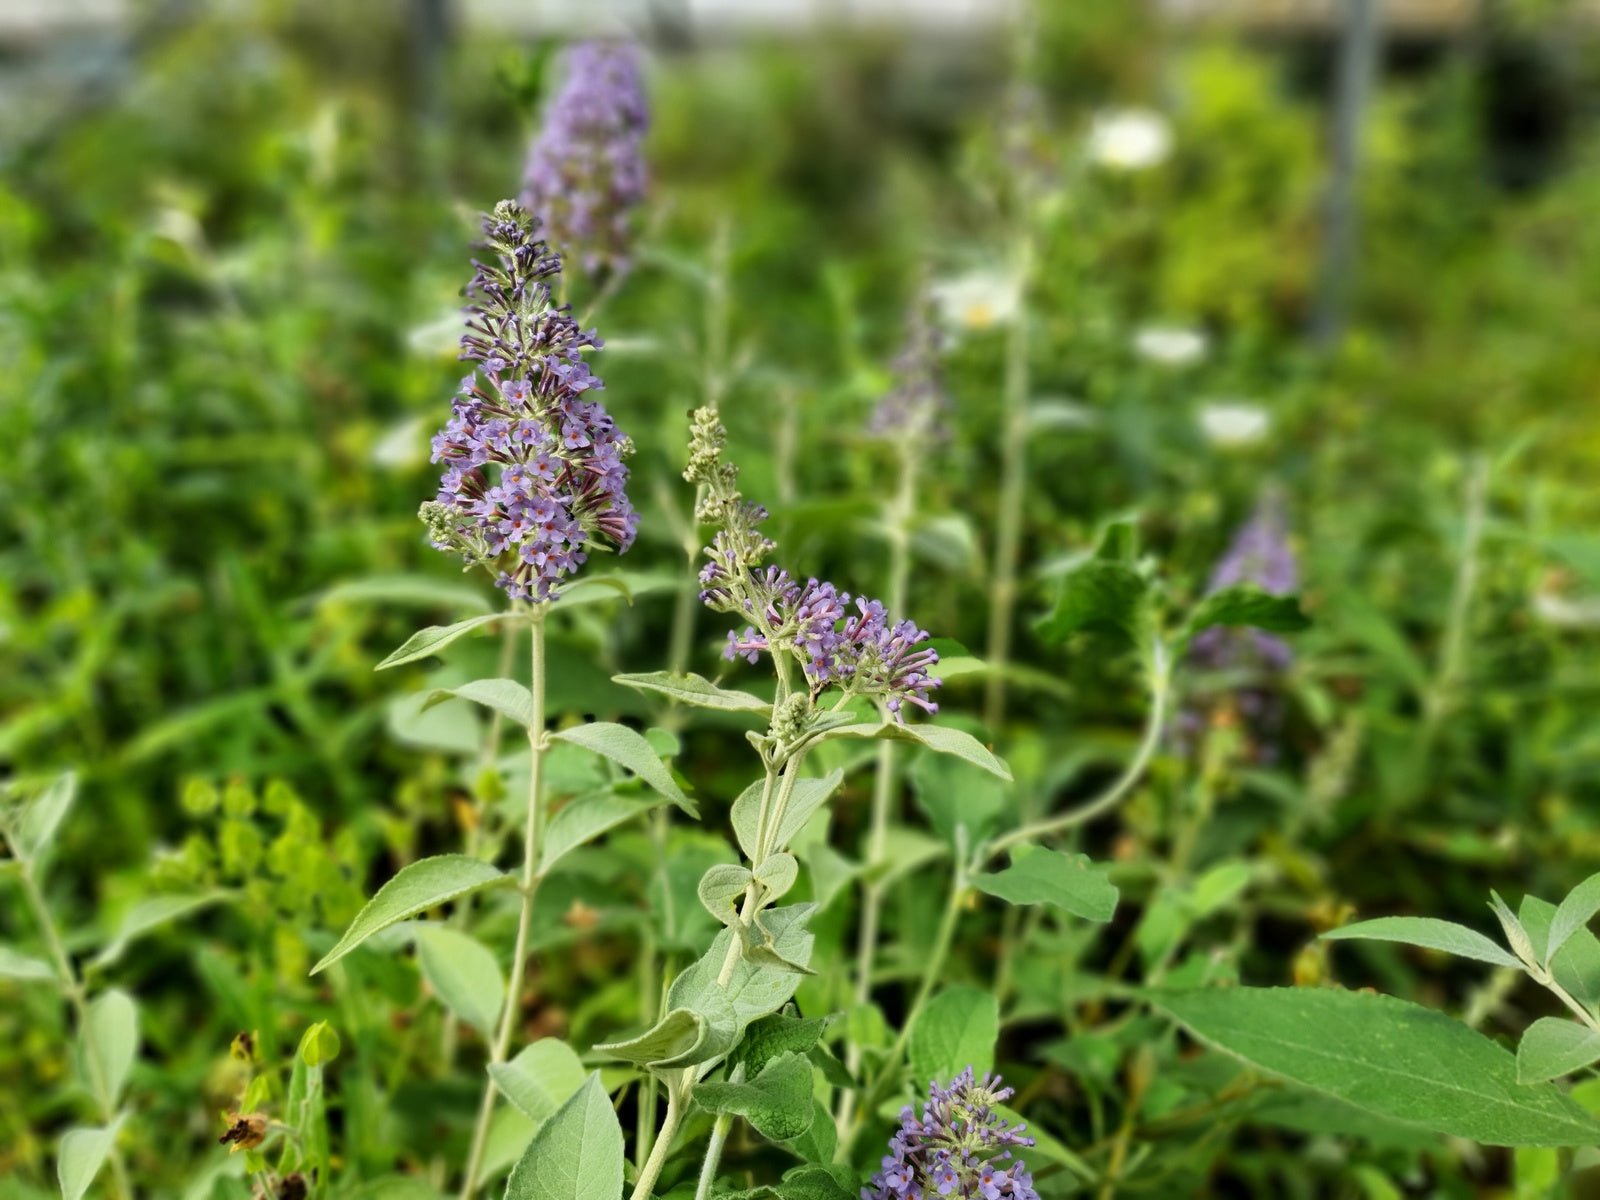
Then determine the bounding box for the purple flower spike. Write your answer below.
[863,1069,1038,1200]
[869,290,948,443]
[422,201,636,602]
[520,41,649,280]
[1190,488,1298,672]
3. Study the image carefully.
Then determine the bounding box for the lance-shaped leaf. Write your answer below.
[85,989,138,1107]
[1547,872,1600,968]
[613,671,771,715]
[1321,917,1521,969]
[416,926,504,1039]
[376,613,505,670]
[58,1120,123,1200]
[539,791,659,875]
[771,772,845,851]
[1150,986,1600,1146]
[504,1073,624,1200]
[698,864,752,928]
[1518,895,1600,1007]
[424,678,534,729]
[489,1039,587,1126]
[1183,584,1310,641]
[695,1051,817,1142]
[90,891,231,971]
[669,907,816,1039]
[0,944,57,982]
[11,771,76,862]
[822,724,1010,781]
[1518,1017,1600,1085]
[972,848,1118,923]
[551,722,697,816]
[311,855,511,974]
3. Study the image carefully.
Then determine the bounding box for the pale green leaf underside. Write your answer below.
[416,925,505,1039]
[551,722,697,816]
[612,671,771,715]
[489,1039,587,1126]
[504,1074,624,1200]
[58,1120,123,1200]
[823,723,1011,781]
[377,613,504,670]
[972,848,1118,923]
[1321,917,1521,969]
[1517,1017,1600,1085]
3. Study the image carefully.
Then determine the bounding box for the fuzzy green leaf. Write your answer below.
[1517,1018,1600,1085]
[552,722,696,816]
[1321,917,1521,969]
[823,724,1010,781]
[376,613,504,670]
[425,678,535,729]
[540,791,660,875]
[311,855,511,974]
[85,989,138,1107]
[416,926,504,1039]
[1184,584,1310,640]
[695,1051,817,1142]
[612,672,771,715]
[972,848,1118,922]
[909,986,999,1084]
[504,1074,624,1200]
[489,1039,587,1126]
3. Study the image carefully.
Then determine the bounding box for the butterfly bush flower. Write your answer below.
[685,408,940,720]
[421,201,637,602]
[864,1069,1038,1200]
[869,293,948,442]
[520,40,648,279]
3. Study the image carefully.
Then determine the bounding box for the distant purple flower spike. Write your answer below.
[1191,488,1297,671]
[869,290,948,442]
[422,201,636,602]
[520,41,649,280]
[864,1069,1038,1200]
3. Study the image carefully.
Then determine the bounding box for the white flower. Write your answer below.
[1198,401,1270,448]
[1088,109,1173,171]
[1134,325,1208,367]
[929,270,1021,333]
[1533,592,1600,628]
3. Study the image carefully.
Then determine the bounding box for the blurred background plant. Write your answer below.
[3,0,1600,1196]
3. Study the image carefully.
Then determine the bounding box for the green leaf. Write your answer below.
[426,679,534,729]
[731,780,764,862]
[772,772,845,851]
[504,1074,624,1200]
[551,723,697,816]
[1517,1018,1600,1085]
[489,1039,587,1126]
[823,723,1010,781]
[13,771,76,862]
[90,891,230,971]
[971,848,1118,923]
[85,989,137,1107]
[416,926,505,1039]
[1035,560,1152,647]
[376,613,504,670]
[595,988,738,1071]
[1321,917,1521,969]
[299,1020,341,1067]
[668,909,815,1040]
[311,855,511,974]
[908,986,999,1084]
[1150,986,1600,1146]
[1519,896,1600,1007]
[58,1121,122,1200]
[739,906,820,976]
[698,864,752,928]
[539,791,659,875]
[695,1052,816,1142]
[1184,584,1310,640]
[730,1012,831,1076]
[0,944,57,982]
[754,853,798,903]
[316,573,493,614]
[612,672,771,715]
[1547,872,1600,968]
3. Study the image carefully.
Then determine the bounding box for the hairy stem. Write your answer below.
[630,1081,687,1200]
[459,611,547,1200]
[838,827,970,1162]
[693,1066,743,1200]
[18,858,133,1199]
[983,232,1034,731]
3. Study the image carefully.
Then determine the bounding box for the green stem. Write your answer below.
[983,232,1034,731]
[984,645,1168,861]
[693,1066,742,1200]
[630,1080,688,1200]
[18,858,134,1199]
[838,828,970,1161]
[459,611,548,1200]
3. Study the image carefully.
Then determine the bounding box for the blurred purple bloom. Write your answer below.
[869,291,948,442]
[425,201,636,602]
[520,41,648,280]
[863,1069,1038,1200]
[1191,489,1298,672]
